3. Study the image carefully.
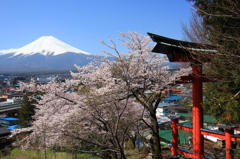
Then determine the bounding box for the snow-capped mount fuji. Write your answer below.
[2,36,91,57]
[0,36,99,73]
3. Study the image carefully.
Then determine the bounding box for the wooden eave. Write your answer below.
[147,32,216,62]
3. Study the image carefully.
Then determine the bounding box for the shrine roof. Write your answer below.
[147,32,217,62]
[148,32,198,48]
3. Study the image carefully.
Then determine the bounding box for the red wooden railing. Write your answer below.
[169,118,240,159]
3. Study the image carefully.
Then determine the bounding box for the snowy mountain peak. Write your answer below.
[0,36,91,56]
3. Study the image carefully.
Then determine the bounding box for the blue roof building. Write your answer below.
[162,95,184,101]
[0,117,19,129]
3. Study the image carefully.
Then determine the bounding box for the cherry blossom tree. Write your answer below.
[13,78,143,159]
[95,32,190,159]
[12,31,190,159]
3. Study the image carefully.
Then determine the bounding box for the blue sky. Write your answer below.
[0,0,193,56]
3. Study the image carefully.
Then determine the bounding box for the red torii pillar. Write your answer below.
[225,127,234,159]
[171,117,179,157]
[192,63,204,158]
[177,62,205,158]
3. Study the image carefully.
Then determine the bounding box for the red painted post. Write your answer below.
[171,118,179,157]
[192,63,204,159]
[225,128,234,159]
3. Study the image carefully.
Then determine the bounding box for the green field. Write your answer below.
[0,147,101,159]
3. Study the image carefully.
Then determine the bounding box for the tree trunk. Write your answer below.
[119,149,126,159]
[116,139,126,159]
[150,112,163,159]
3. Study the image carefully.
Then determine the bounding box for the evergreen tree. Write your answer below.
[187,0,240,73]
[19,92,37,127]
[204,79,240,124]
[185,0,240,124]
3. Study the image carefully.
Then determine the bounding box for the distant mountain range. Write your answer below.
[0,36,181,74]
[0,36,99,73]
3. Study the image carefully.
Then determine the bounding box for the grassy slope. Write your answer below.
[0,147,100,159]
